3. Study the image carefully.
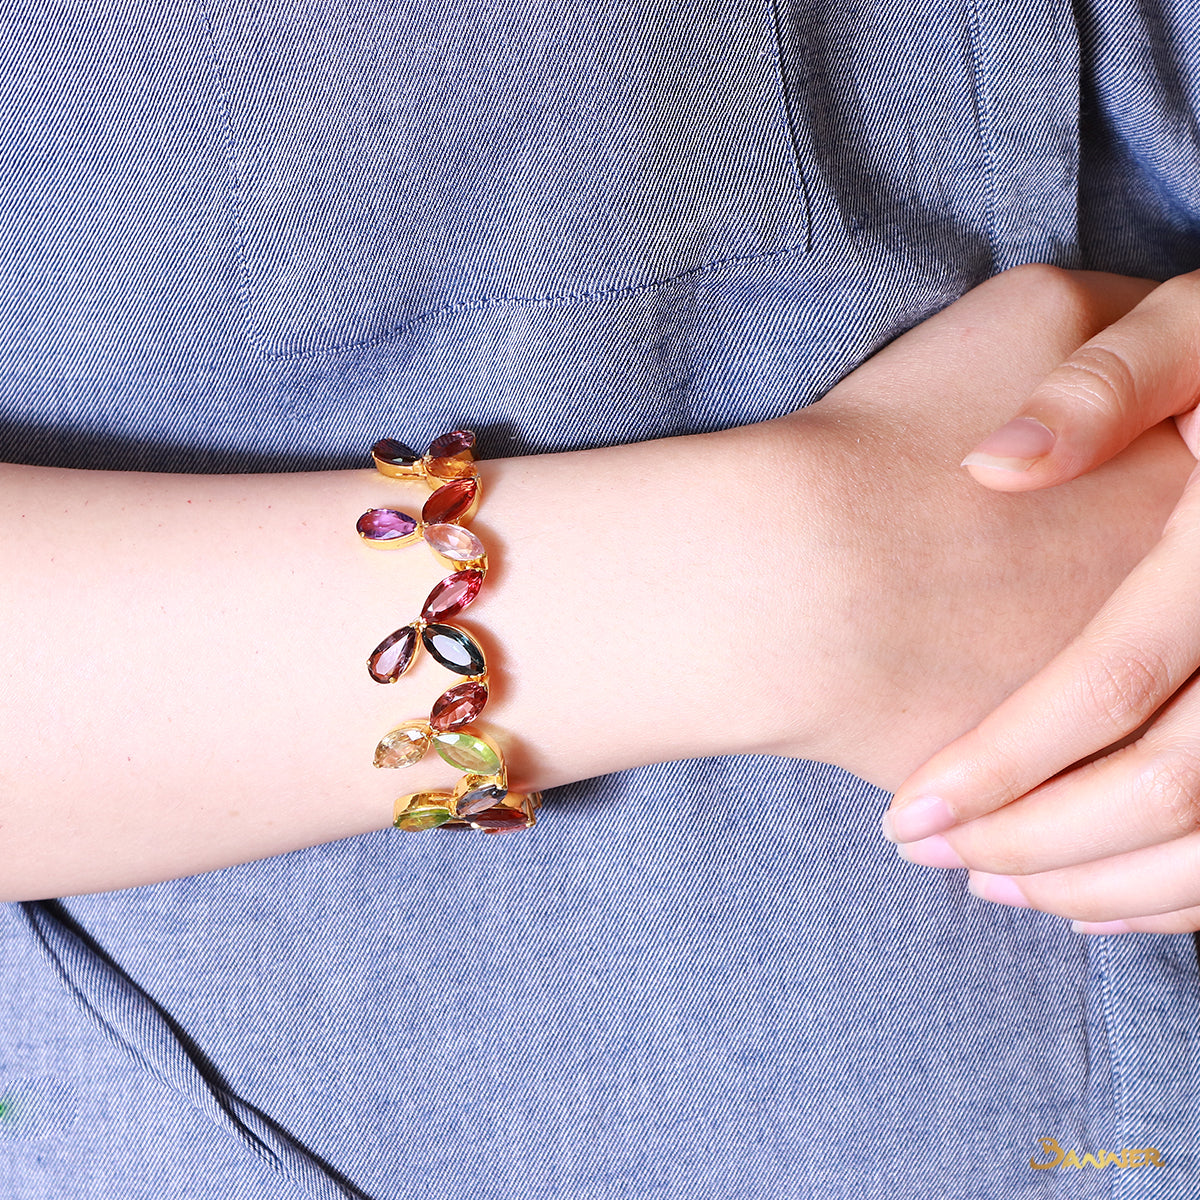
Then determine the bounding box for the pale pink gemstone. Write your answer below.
[424,523,485,561]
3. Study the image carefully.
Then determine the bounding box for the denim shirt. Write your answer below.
[2,0,1199,1196]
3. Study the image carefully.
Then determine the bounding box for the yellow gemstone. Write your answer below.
[373,720,432,768]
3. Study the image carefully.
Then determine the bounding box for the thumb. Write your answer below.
[961,270,1200,492]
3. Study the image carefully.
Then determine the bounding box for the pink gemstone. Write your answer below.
[424,523,485,562]
[430,681,489,731]
[356,508,419,542]
[367,625,418,683]
[422,478,477,526]
[421,570,483,620]
[427,430,475,459]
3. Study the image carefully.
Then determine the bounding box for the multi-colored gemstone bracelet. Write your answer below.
[356,430,541,833]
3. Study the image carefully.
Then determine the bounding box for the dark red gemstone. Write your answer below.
[473,806,529,833]
[367,625,418,683]
[427,430,475,459]
[422,478,477,526]
[430,681,489,731]
[421,570,483,621]
[371,438,420,466]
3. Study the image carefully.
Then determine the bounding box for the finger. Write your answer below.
[1072,907,1200,935]
[883,462,1200,841]
[962,828,1200,925]
[897,671,1200,876]
[961,268,1200,492]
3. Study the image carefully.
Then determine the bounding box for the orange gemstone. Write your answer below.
[425,455,476,481]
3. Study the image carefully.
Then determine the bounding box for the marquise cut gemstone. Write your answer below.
[432,731,502,775]
[393,792,455,831]
[422,624,486,676]
[427,430,475,459]
[425,456,476,482]
[421,570,483,621]
[424,523,485,562]
[472,805,529,833]
[371,438,421,467]
[430,681,488,730]
[367,625,418,683]
[356,508,419,543]
[373,721,432,768]
[422,478,478,526]
[457,781,508,817]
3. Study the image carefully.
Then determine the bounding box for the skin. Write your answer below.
[887,266,1200,934]
[0,262,1192,902]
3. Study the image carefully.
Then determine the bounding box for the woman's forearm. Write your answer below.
[0,426,834,900]
[6,268,1196,901]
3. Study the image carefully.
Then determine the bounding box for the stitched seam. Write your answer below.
[767,0,814,255]
[1096,936,1128,1200]
[964,0,998,270]
[195,0,264,362]
[242,231,810,365]
[197,4,814,364]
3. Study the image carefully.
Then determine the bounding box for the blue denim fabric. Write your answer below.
[1,0,1199,1196]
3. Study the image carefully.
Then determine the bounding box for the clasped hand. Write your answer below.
[884,266,1200,935]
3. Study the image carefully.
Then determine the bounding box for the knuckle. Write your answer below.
[1040,343,1139,424]
[1152,269,1200,310]
[1075,643,1173,738]
[1138,751,1200,837]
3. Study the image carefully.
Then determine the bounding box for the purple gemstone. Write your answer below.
[371,438,420,466]
[367,625,418,683]
[356,508,418,541]
[427,429,476,459]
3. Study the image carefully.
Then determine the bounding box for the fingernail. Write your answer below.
[895,834,966,869]
[1071,919,1132,935]
[968,872,1030,907]
[880,796,957,843]
[960,417,1056,472]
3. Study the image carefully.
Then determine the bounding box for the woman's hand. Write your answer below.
[882,266,1200,935]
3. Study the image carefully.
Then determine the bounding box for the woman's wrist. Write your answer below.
[474,421,834,790]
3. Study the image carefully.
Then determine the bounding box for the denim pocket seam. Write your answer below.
[767,0,815,255]
[197,0,815,365]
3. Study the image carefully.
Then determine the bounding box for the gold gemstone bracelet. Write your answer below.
[356,430,541,833]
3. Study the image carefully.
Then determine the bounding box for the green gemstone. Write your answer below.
[394,804,453,832]
[433,731,502,775]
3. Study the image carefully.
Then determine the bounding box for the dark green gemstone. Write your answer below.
[422,623,485,676]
